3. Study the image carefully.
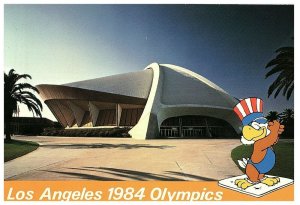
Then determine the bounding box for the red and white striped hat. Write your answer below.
[233,97,264,125]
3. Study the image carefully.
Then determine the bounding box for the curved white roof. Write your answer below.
[64,69,153,99]
[62,64,237,108]
[159,64,237,108]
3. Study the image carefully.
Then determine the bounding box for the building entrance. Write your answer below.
[159,115,237,138]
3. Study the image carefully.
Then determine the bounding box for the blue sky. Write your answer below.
[4,4,294,121]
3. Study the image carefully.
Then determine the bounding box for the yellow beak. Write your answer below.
[242,125,267,141]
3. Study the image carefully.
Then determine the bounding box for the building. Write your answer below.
[37,63,242,139]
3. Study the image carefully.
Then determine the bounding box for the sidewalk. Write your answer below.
[5,136,242,181]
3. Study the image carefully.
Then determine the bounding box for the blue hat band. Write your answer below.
[242,112,264,126]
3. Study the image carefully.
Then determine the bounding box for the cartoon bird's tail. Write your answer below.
[237,158,249,169]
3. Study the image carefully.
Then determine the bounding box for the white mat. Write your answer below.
[218,174,294,198]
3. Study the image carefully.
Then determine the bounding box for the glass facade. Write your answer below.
[160,115,238,138]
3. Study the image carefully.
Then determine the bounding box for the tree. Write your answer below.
[280,108,294,125]
[280,108,294,139]
[4,69,43,141]
[266,111,280,121]
[265,46,294,100]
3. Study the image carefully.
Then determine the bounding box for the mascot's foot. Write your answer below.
[235,179,253,189]
[261,177,280,186]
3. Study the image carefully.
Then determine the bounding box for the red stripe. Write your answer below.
[251,97,258,112]
[260,100,263,113]
[240,100,250,115]
[234,106,243,120]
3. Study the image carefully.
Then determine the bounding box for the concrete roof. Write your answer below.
[160,64,238,108]
[63,69,153,99]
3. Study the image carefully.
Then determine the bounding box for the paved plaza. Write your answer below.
[5,136,242,181]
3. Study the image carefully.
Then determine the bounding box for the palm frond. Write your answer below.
[11,74,32,87]
[276,52,294,61]
[267,71,288,97]
[266,111,280,121]
[265,64,293,78]
[276,47,294,53]
[286,84,294,100]
[18,96,42,117]
[12,83,40,94]
[283,81,294,96]
[265,45,294,100]
[8,69,16,76]
[13,90,43,110]
[274,83,285,98]
[266,58,290,68]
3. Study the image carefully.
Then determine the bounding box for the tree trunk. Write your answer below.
[5,120,12,141]
[4,109,13,142]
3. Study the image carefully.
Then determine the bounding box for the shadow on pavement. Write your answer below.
[42,166,217,181]
[81,167,183,181]
[40,143,175,149]
[41,170,122,181]
[165,171,216,181]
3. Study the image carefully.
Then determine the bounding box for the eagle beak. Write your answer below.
[242,125,267,141]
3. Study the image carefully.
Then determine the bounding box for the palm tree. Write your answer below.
[280,108,294,125]
[266,111,280,121]
[280,108,294,139]
[4,69,43,141]
[265,46,294,100]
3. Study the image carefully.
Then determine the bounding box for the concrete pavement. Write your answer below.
[5,136,242,181]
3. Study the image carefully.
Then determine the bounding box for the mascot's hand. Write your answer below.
[268,120,285,135]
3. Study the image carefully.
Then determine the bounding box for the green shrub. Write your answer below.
[40,127,130,138]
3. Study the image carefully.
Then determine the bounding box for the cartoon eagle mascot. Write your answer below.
[233,98,284,189]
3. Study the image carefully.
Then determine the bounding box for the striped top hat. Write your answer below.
[233,97,266,126]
